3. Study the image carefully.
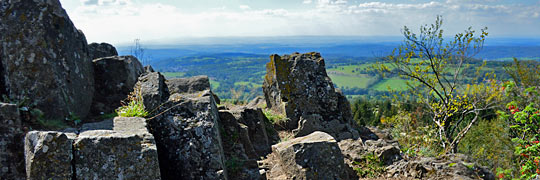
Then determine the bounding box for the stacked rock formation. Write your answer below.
[218,105,280,179]
[24,117,161,179]
[262,52,359,140]
[138,74,225,179]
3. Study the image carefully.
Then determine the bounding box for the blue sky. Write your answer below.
[59,0,540,44]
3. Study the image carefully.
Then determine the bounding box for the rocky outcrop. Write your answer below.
[24,117,161,180]
[0,0,94,119]
[0,103,24,179]
[386,154,494,180]
[262,52,358,140]
[218,106,279,180]
[24,131,75,179]
[74,117,160,180]
[338,138,402,178]
[264,131,351,180]
[91,56,144,115]
[148,91,227,179]
[88,42,118,60]
[137,72,169,113]
[337,127,494,180]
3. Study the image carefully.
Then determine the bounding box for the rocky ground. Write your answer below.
[0,0,495,179]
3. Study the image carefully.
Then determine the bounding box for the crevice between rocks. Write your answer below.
[0,55,8,97]
[71,137,77,180]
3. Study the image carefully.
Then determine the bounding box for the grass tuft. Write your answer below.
[263,109,287,125]
[116,86,149,117]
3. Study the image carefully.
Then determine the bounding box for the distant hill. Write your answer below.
[115,36,540,100]
[117,36,540,63]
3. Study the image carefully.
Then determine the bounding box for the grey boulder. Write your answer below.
[265,131,351,180]
[24,131,75,179]
[91,55,144,115]
[148,91,227,179]
[74,129,160,180]
[166,75,220,104]
[88,42,118,60]
[137,72,170,113]
[0,0,95,119]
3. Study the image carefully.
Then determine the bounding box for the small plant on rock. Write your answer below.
[352,153,386,178]
[263,109,287,126]
[116,86,148,117]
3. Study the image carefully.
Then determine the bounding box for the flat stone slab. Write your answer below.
[74,130,161,180]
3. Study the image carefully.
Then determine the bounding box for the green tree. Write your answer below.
[372,16,502,153]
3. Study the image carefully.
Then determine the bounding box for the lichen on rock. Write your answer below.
[262,52,359,140]
[0,0,94,119]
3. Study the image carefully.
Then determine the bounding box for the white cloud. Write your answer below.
[64,0,540,44]
[239,5,250,10]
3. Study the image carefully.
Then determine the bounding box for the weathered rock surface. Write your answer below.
[219,106,279,180]
[167,75,212,94]
[0,103,24,179]
[88,42,118,60]
[264,131,351,180]
[137,72,169,112]
[24,117,161,180]
[24,131,75,179]
[338,138,402,178]
[337,126,493,180]
[262,52,358,140]
[386,154,494,180]
[91,55,144,115]
[0,0,94,119]
[166,75,221,104]
[148,90,227,179]
[74,130,160,179]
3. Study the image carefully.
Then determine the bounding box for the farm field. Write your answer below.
[153,53,527,100]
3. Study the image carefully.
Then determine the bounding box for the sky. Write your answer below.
[59,0,540,45]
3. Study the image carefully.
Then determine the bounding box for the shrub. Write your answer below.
[499,102,540,179]
[382,110,441,157]
[458,117,514,174]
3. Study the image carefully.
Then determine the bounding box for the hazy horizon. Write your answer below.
[59,0,540,45]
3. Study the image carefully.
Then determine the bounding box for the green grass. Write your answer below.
[162,72,186,79]
[116,100,148,117]
[372,78,410,91]
[263,109,287,125]
[329,74,376,89]
[328,64,372,75]
[233,81,261,88]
